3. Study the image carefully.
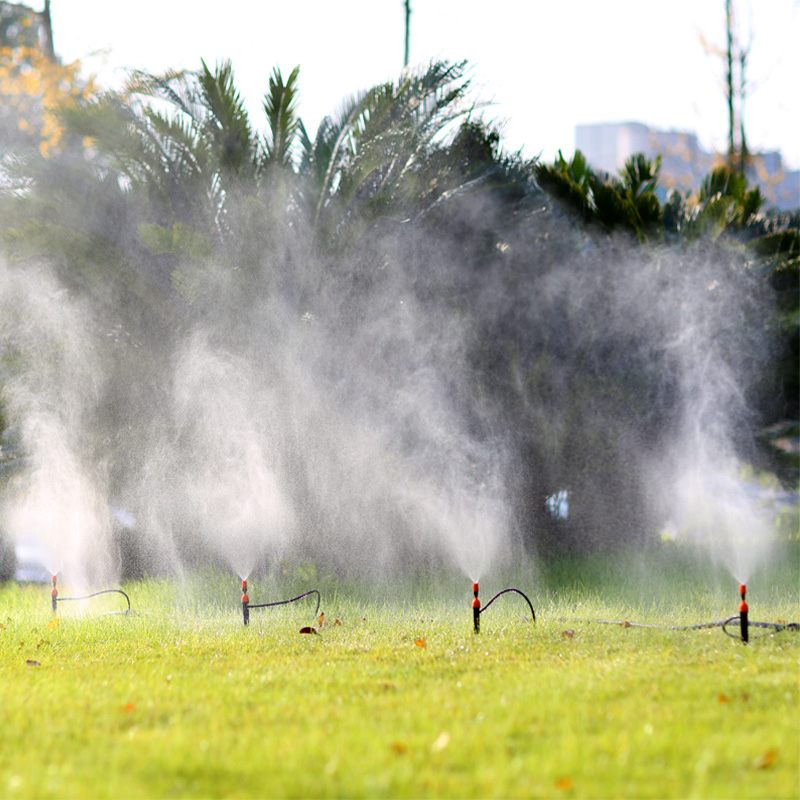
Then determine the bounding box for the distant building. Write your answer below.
[575,121,800,212]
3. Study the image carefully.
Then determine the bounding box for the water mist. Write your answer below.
[0,132,788,595]
[0,262,117,591]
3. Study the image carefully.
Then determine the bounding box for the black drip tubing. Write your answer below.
[476,590,797,641]
[479,588,536,623]
[56,588,131,613]
[556,615,799,641]
[248,589,321,617]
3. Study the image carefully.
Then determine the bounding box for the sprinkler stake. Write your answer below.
[51,575,58,615]
[739,583,748,644]
[241,580,250,627]
[472,582,480,634]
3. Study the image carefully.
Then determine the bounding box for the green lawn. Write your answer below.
[0,553,798,799]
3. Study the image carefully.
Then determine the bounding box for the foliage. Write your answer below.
[534,150,663,241]
[536,153,798,486]
[0,52,796,572]
[0,43,96,158]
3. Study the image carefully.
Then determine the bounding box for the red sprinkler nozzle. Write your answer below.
[739,584,748,644]
[241,579,250,627]
[51,575,58,615]
[472,583,480,634]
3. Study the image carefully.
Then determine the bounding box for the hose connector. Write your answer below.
[472,582,480,634]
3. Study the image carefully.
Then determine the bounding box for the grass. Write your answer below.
[0,548,798,799]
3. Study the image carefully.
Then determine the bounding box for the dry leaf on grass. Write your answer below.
[431,731,450,752]
[299,626,318,635]
[753,749,778,769]
[415,638,427,648]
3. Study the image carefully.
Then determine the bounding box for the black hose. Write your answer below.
[479,588,536,623]
[557,615,799,641]
[720,616,799,640]
[248,589,321,618]
[55,588,131,613]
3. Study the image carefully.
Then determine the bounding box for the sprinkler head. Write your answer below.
[51,575,58,615]
[739,586,749,644]
[472,582,480,634]
[241,579,250,627]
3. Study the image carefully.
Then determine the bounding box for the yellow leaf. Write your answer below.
[431,731,450,752]
[317,612,325,627]
[334,618,342,626]
[754,749,778,769]
[555,776,574,790]
[47,618,59,630]
[390,741,407,755]
[415,638,427,648]
[717,694,730,704]
[123,702,136,713]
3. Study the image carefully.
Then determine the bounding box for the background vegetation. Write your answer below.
[0,11,797,579]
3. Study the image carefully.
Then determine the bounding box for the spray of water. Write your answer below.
[0,89,787,591]
[0,264,117,590]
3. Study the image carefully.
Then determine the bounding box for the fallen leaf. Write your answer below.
[299,626,318,635]
[317,612,325,627]
[48,618,59,629]
[431,730,450,752]
[26,659,40,667]
[754,749,778,769]
[562,630,575,638]
[390,741,407,755]
[620,621,631,628]
[334,618,342,626]
[717,694,730,704]
[123,702,136,713]
[555,776,574,790]
[415,638,427,648]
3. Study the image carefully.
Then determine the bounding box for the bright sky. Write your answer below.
[51,0,800,169]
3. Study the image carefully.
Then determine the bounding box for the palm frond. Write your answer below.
[198,59,255,182]
[262,66,301,170]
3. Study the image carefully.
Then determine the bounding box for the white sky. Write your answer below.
[50,0,800,169]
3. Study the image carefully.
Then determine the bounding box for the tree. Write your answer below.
[534,150,663,242]
[700,0,750,175]
[0,1,94,159]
